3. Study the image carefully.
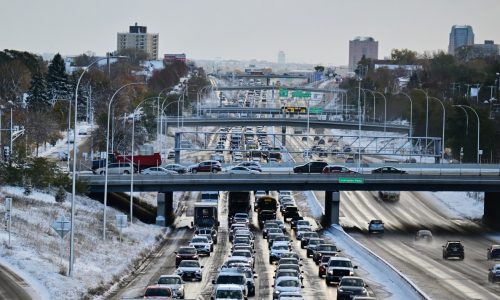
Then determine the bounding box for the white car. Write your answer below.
[175,260,203,281]
[212,284,245,300]
[189,235,212,255]
[94,162,135,175]
[272,276,303,300]
[227,166,260,175]
[157,275,185,298]
[141,167,177,175]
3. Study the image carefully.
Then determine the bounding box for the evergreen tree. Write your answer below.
[27,72,50,111]
[47,53,70,103]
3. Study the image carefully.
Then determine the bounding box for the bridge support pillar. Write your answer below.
[174,132,181,164]
[281,126,287,147]
[484,192,500,229]
[323,191,340,227]
[157,192,175,227]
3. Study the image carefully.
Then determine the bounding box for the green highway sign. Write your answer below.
[309,107,323,114]
[338,177,364,184]
[291,90,311,98]
[279,89,289,97]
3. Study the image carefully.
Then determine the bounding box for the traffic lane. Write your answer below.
[352,232,500,299]
[111,228,190,299]
[0,264,33,300]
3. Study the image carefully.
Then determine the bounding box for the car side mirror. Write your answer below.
[301,271,304,273]
[174,251,178,254]
[354,266,358,269]
[271,285,275,287]
[338,250,342,252]
[254,274,258,278]
[365,284,369,287]
[212,279,216,284]
[201,266,204,268]
[299,264,303,266]
[301,285,304,288]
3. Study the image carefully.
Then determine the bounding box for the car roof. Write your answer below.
[215,284,244,290]
[328,256,351,262]
[275,276,301,283]
[159,274,182,279]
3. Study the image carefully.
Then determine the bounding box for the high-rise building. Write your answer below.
[448,25,474,55]
[349,37,378,71]
[117,23,159,60]
[277,51,286,65]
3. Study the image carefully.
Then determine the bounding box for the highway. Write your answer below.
[0,264,36,300]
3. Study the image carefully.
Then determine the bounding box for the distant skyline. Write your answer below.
[1,0,499,65]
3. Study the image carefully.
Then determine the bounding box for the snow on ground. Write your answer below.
[425,191,484,220]
[0,186,163,299]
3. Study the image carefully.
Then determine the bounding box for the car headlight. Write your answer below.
[328,271,334,275]
[349,271,354,276]
[274,291,281,295]
[338,288,344,293]
[362,288,368,295]
[196,269,202,273]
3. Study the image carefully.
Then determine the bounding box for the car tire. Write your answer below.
[318,271,322,278]
[211,169,218,173]
[326,281,330,286]
[192,169,197,174]
[100,171,105,175]
[123,170,130,174]
[207,252,211,257]
[269,258,273,264]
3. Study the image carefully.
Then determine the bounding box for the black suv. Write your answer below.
[442,241,464,260]
[293,161,328,173]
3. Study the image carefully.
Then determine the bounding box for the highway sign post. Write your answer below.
[5,198,12,247]
[51,214,71,265]
[115,214,128,242]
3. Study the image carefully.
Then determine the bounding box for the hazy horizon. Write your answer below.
[1,0,499,65]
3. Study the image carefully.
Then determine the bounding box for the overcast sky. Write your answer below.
[1,0,499,65]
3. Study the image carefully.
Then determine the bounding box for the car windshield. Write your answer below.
[280,259,298,264]
[179,261,199,268]
[278,280,300,287]
[234,238,250,243]
[279,265,299,272]
[233,251,250,257]
[192,237,208,243]
[273,245,289,251]
[278,271,298,277]
[216,289,243,299]
[145,287,172,297]
[178,248,196,254]
[341,278,364,287]
[319,245,337,251]
[158,277,181,285]
[216,275,245,284]
[329,260,352,268]
[275,236,290,241]
[309,239,323,245]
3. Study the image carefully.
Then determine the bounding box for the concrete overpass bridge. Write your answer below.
[214,85,346,93]
[177,117,410,133]
[214,74,315,85]
[78,173,500,228]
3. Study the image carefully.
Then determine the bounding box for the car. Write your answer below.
[336,276,369,300]
[488,264,500,283]
[259,210,277,227]
[272,276,304,300]
[378,191,400,201]
[266,227,284,240]
[197,227,218,244]
[231,250,255,268]
[345,156,355,163]
[487,245,500,260]
[325,257,357,285]
[218,266,257,297]
[211,284,245,300]
[189,235,212,255]
[268,232,285,248]
[212,272,248,297]
[162,164,188,174]
[442,241,464,260]
[141,167,178,175]
[300,232,320,248]
[227,166,260,175]
[295,227,312,240]
[278,258,302,267]
[290,216,304,230]
[270,235,292,249]
[368,220,384,234]
[175,246,198,268]
[278,292,305,300]
[175,260,203,281]
[306,238,325,257]
[270,244,291,264]
[322,165,358,174]
[144,284,173,299]
[263,222,280,238]
[274,269,304,285]
[414,230,433,243]
[371,166,407,174]
[283,206,300,222]
[318,255,333,277]
[313,244,341,264]
[352,297,377,300]
[94,162,136,175]
[157,275,185,299]
[189,160,222,173]
[293,161,329,173]
[237,161,262,170]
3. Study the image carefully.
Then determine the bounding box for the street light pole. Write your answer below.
[372,91,387,133]
[453,105,469,136]
[395,92,413,140]
[429,97,446,162]
[69,55,126,277]
[413,89,430,142]
[103,82,146,240]
[458,105,480,163]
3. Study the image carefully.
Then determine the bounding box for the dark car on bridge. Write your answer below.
[293,161,328,173]
[322,165,358,174]
[188,160,222,173]
[371,166,407,174]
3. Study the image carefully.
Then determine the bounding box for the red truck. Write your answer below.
[92,152,162,171]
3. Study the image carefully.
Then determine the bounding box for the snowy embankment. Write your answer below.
[425,191,484,220]
[0,186,164,299]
